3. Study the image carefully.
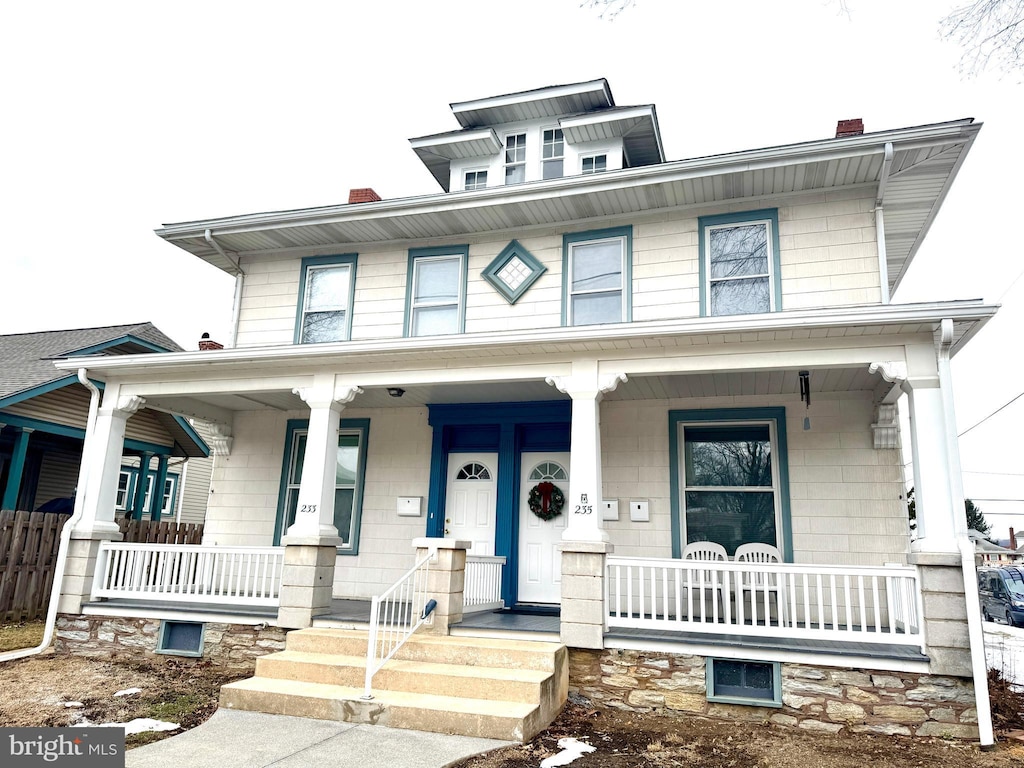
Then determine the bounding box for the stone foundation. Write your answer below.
[569,649,979,740]
[54,614,288,670]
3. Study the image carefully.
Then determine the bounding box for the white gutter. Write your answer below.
[229,273,243,348]
[875,142,894,304]
[0,369,101,663]
[960,537,995,746]
[52,299,999,376]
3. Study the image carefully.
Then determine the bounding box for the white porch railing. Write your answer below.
[606,556,923,648]
[91,542,285,607]
[363,550,434,700]
[464,555,506,613]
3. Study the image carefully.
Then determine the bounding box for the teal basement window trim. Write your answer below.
[668,407,792,561]
[562,226,632,327]
[482,240,547,305]
[295,254,358,344]
[698,209,781,317]
[156,620,205,657]
[274,418,370,553]
[706,658,782,707]
[405,246,469,337]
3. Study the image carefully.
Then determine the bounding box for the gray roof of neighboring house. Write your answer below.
[0,322,181,401]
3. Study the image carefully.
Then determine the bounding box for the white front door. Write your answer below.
[444,453,497,556]
[518,453,570,604]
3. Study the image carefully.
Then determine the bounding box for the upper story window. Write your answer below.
[295,254,358,344]
[406,246,468,337]
[464,169,488,191]
[542,128,564,179]
[562,226,632,326]
[581,154,607,174]
[698,209,781,317]
[504,133,526,184]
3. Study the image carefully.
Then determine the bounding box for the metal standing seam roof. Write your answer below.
[156,118,980,302]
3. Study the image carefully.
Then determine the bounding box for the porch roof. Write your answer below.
[156,119,980,300]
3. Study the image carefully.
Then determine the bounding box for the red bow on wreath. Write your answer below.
[536,482,555,516]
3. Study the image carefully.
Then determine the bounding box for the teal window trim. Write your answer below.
[116,465,179,518]
[706,658,782,708]
[0,413,171,455]
[65,335,174,357]
[294,254,358,345]
[404,245,469,337]
[561,225,633,327]
[155,620,205,657]
[0,376,104,410]
[667,407,792,561]
[698,208,782,317]
[482,240,547,305]
[273,417,370,553]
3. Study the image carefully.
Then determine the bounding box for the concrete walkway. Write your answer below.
[126,709,511,768]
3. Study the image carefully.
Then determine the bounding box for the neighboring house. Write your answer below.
[0,323,212,521]
[970,529,1024,565]
[52,81,994,741]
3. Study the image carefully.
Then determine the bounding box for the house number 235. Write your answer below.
[574,493,593,515]
[299,504,318,514]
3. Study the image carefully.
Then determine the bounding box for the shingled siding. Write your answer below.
[233,191,881,348]
[570,648,978,739]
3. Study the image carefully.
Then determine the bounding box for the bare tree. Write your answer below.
[579,0,636,20]
[940,0,1024,76]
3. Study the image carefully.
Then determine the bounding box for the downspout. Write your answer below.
[205,229,245,348]
[875,142,894,304]
[0,368,101,663]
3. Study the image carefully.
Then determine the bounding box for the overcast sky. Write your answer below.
[2,1,1022,535]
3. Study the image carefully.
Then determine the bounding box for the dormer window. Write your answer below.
[464,170,488,191]
[542,128,564,179]
[581,154,607,174]
[505,133,526,184]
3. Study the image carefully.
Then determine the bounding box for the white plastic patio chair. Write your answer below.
[682,541,729,621]
[734,543,788,626]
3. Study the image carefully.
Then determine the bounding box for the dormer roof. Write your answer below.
[449,79,615,127]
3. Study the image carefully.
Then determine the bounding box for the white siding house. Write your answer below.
[53,80,994,741]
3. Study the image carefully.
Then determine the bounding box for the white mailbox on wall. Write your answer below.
[397,497,422,516]
[629,500,650,522]
[601,499,619,521]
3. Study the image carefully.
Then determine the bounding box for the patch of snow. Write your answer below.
[64,702,84,708]
[73,718,180,735]
[113,687,142,697]
[540,737,596,768]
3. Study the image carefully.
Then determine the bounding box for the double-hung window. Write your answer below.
[504,133,526,184]
[699,209,781,317]
[277,419,369,552]
[670,408,791,559]
[464,169,488,191]
[563,227,632,326]
[542,128,564,179]
[581,154,607,174]
[406,246,468,337]
[296,254,358,344]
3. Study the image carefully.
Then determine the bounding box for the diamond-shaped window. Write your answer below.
[482,240,547,305]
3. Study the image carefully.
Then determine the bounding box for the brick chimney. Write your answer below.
[835,118,864,138]
[1011,528,1018,550]
[348,188,381,204]
[198,332,223,351]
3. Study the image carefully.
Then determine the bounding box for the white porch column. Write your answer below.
[547,361,625,650]
[278,377,362,629]
[59,389,141,614]
[904,325,964,556]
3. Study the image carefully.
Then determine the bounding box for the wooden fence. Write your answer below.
[0,511,205,623]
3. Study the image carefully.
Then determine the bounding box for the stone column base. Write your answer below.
[58,530,124,615]
[910,552,972,677]
[559,540,613,650]
[277,541,340,629]
[414,537,469,635]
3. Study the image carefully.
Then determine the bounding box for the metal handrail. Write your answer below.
[362,550,435,700]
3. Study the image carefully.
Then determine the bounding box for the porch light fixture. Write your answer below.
[387,387,405,398]
[798,371,811,430]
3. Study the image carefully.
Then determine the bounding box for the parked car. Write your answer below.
[978,566,1024,627]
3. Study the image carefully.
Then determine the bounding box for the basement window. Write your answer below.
[706,658,782,707]
[156,620,205,657]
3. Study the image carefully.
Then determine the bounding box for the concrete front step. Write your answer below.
[220,676,545,742]
[221,629,567,742]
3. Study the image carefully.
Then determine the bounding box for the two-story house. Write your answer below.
[51,80,994,743]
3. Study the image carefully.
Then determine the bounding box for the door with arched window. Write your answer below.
[444,453,497,555]
[518,453,570,604]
